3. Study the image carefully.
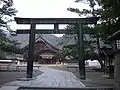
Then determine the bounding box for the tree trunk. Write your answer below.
[96,33,104,71]
[114,53,120,90]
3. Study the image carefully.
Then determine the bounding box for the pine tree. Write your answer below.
[0,0,19,59]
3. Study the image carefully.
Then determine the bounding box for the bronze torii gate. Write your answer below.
[14,17,99,79]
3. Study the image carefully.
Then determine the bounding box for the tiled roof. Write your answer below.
[10,34,60,49]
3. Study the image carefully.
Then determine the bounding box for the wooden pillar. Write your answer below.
[105,57,108,76]
[77,24,86,80]
[108,57,111,77]
[114,52,120,90]
[51,59,52,64]
[27,24,36,78]
[54,24,59,33]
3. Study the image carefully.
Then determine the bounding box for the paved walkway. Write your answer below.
[3,67,85,88]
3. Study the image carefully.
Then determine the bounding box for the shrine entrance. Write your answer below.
[36,53,56,64]
[14,17,99,79]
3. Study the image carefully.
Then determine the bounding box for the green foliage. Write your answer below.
[67,0,97,17]
[0,0,17,29]
[63,44,78,60]
[0,0,19,59]
[67,0,109,69]
[65,24,96,35]
[58,24,98,60]
[0,49,5,59]
[0,32,21,53]
[68,0,120,38]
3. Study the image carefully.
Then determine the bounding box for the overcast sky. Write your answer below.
[11,0,90,37]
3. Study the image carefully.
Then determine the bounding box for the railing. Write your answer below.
[0,64,40,71]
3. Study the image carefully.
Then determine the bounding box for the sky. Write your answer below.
[11,0,90,37]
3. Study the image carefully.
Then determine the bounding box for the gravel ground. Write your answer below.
[0,70,43,87]
[50,66,114,87]
[0,65,114,88]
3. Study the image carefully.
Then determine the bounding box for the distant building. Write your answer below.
[10,34,60,64]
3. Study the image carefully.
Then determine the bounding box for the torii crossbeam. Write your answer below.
[14,17,99,79]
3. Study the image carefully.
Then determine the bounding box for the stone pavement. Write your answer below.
[3,67,85,88]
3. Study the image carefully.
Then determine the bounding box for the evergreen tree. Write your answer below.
[0,0,20,59]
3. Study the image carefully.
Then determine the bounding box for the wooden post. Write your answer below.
[77,24,86,80]
[114,53,120,90]
[27,24,36,78]
[54,24,59,33]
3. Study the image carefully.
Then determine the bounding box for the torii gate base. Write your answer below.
[15,17,99,79]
